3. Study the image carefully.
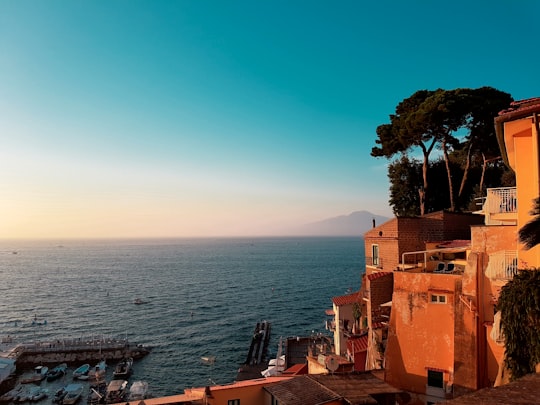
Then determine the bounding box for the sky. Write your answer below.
[1,1,539,239]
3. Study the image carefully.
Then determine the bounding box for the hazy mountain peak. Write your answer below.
[297,211,391,236]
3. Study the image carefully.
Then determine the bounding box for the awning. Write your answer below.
[325,309,335,316]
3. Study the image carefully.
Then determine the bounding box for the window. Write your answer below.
[427,370,444,388]
[372,244,379,266]
[228,400,240,405]
[430,294,447,304]
[271,397,280,405]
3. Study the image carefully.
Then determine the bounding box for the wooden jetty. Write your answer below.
[236,321,271,381]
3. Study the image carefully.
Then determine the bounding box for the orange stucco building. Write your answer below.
[352,98,540,405]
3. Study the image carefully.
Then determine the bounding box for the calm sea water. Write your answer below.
[0,237,364,398]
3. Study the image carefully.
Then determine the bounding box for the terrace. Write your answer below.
[398,245,469,274]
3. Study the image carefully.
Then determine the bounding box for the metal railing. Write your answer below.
[486,250,518,280]
[486,187,517,214]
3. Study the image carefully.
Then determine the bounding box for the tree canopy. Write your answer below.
[372,87,513,216]
[519,197,540,250]
[498,269,540,380]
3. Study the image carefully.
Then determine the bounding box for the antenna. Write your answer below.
[326,355,339,374]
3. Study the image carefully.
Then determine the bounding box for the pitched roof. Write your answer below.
[495,97,540,168]
[367,271,392,281]
[347,335,369,353]
[332,291,360,306]
[263,375,341,405]
[309,373,403,405]
[437,373,540,405]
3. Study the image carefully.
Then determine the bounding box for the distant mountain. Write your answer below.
[297,211,391,236]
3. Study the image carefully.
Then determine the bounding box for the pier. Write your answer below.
[1,336,150,369]
[236,321,271,381]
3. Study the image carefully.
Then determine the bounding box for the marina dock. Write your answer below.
[1,336,150,369]
[236,321,271,381]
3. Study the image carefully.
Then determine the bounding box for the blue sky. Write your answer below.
[1,1,538,238]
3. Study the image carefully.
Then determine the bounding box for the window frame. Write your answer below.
[372,244,379,266]
[427,369,444,388]
[430,294,447,304]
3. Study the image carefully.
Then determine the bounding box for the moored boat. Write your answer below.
[62,383,83,405]
[87,380,106,405]
[27,386,48,402]
[87,360,106,381]
[105,380,128,404]
[53,386,67,404]
[21,366,49,384]
[73,364,90,380]
[112,357,133,379]
[62,383,84,405]
[0,386,23,402]
[47,363,68,382]
[128,381,148,401]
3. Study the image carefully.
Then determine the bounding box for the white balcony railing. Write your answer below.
[486,187,517,213]
[482,187,517,225]
[486,250,518,280]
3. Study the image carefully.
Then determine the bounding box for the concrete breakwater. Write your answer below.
[8,337,151,368]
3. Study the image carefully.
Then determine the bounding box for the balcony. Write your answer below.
[480,187,517,225]
[485,250,518,281]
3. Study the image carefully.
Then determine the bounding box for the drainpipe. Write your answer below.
[535,112,540,198]
[476,252,486,389]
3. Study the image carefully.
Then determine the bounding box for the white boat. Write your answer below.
[128,381,148,401]
[61,383,83,405]
[21,365,49,384]
[201,356,216,365]
[105,380,128,404]
[112,357,133,378]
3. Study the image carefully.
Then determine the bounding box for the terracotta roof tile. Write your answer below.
[499,97,540,115]
[347,335,369,353]
[437,372,540,405]
[332,291,360,306]
[367,272,393,281]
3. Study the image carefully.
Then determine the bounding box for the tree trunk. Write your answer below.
[420,150,429,216]
[442,139,455,211]
[458,142,473,198]
[419,140,437,216]
[479,153,487,195]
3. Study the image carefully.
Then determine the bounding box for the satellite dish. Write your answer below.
[326,355,339,373]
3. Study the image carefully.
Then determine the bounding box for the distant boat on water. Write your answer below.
[201,356,216,365]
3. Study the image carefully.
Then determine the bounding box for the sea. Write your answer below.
[0,237,364,399]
